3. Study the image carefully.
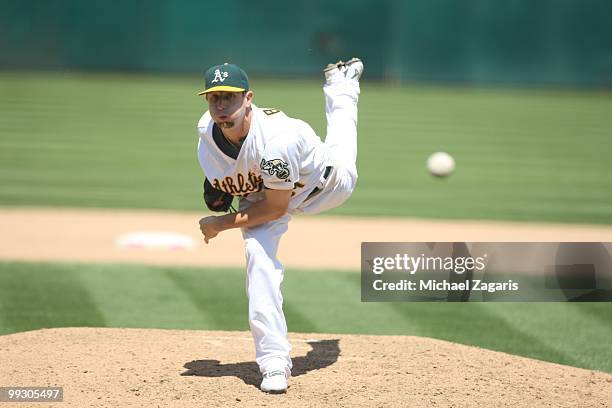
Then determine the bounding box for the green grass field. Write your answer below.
[1,72,612,223]
[1,261,611,373]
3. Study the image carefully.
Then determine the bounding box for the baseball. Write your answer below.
[427,152,455,177]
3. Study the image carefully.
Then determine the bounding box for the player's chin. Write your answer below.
[218,121,235,129]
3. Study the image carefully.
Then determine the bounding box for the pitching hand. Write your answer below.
[199,216,221,244]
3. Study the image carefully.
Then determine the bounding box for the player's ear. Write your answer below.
[244,91,254,106]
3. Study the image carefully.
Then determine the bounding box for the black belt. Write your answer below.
[306,166,333,201]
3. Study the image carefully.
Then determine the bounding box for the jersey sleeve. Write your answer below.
[260,135,300,190]
[196,112,213,176]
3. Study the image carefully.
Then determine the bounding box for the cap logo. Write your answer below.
[211,69,229,83]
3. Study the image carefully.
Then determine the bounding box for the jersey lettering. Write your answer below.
[263,108,281,116]
[212,171,264,196]
[291,181,305,197]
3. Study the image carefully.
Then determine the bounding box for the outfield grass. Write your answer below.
[1,261,610,373]
[1,72,612,223]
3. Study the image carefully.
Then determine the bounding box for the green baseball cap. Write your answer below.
[198,63,250,95]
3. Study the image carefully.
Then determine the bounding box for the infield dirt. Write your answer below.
[1,328,611,407]
[3,207,612,270]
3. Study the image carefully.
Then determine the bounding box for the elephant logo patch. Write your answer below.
[260,158,290,180]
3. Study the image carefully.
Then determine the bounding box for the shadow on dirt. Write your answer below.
[181,339,340,388]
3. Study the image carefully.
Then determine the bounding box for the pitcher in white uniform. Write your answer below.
[197,58,363,394]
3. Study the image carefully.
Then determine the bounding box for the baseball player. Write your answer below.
[197,58,362,393]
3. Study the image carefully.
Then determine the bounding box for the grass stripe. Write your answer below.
[485,303,612,371]
[164,267,249,331]
[283,267,419,334]
[390,302,576,367]
[288,271,572,364]
[76,264,217,330]
[0,262,106,334]
[164,266,321,333]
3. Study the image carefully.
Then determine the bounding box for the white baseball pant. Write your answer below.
[242,76,360,376]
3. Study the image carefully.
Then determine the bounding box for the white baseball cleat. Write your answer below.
[324,58,363,84]
[260,369,288,394]
[344,57,364,81]
[324,60,344,83]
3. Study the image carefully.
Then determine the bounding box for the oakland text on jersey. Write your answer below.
[212,172,264,196]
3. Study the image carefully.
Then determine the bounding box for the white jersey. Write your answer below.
[197,105,331,213]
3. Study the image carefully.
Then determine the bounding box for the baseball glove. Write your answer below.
[203,178,235,212]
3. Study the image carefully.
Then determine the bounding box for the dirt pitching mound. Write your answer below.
[1,328,610,407]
